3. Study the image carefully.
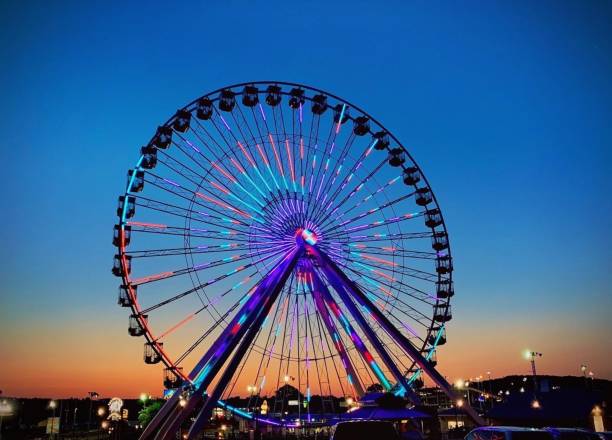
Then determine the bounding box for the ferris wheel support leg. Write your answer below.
[186,260,295,439]
[308,264,420,403]
[310,245,485,426]
[142,248,302,440]
[308,269,366,398]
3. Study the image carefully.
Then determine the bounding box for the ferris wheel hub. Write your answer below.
[295,228,318,245]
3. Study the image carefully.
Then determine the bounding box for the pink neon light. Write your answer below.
[132,271,174,285]
[285,139,296,183]
[209,180,229,194]
[211,162,237,184]
[196,192,250,219]
[127,221,167,229]
[361,254,397,267]
[230,157,245,174]
[269,134,284,176]
[255,143,269,166]
[156,313,196,341]
[300,137,304,160]
[373,269,395,282]
[237,141,255,166]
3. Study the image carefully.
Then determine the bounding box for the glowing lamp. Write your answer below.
[301,229,318,245]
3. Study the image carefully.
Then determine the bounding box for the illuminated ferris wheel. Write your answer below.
[112,81,478,439]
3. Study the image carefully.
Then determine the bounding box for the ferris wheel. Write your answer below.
[112,81,480,439]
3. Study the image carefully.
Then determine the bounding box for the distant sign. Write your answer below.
[108,397,124,421]
[46,417,60,434]
[288,400,299,406]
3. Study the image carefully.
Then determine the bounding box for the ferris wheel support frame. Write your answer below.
[142,244,481,439]
[142,247,302,439]
[309,268,366,398]
[308,245,485,425]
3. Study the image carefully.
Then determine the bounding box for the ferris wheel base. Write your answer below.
[139,245,482,440]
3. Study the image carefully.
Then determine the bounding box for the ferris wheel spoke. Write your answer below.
[143,173,257,226]
[131,194,252,232]
[136,251,289,313]
[156,149,268,218]
[312,137,379,223]
[342,264,437,311]
[205,111,277,202]
[126,242,250,259]
[347,244,438,260]
[321,192,418,237]
[324,173,404,225]
[173,292,251,366]
[314,158,387,231]
[312,267,418,401]
[344,254,439,283]
[308,131,359,222]
[343,231,432,243]
[176,122,273,210]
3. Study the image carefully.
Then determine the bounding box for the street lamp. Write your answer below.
[0,399,14,440]
[524,350,542,391]
[48,400,57,439]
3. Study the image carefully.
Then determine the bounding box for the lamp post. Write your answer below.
[96,406,105,440]
[524,351,542,392]
[48,400,57,439]
[87,391,99,431]
[0,399,14,440]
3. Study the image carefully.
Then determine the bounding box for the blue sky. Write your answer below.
[1,1,611,396]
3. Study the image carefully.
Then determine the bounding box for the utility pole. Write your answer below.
[525,351,542,392]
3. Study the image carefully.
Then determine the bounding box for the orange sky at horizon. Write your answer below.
[1,308,610,400]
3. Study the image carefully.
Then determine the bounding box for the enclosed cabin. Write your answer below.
[113,224,131,247]
[163,367,184,389]
[311,94,328,115]
[373,131,390,151]
[388,147,405,167]
[428,326,447,346]
[415,187,433,206]
[172,109,191,133]
[129,314,147,336]
[241,85,259,107]
[426,350,438,367]
[140,146,158,170]
[117,195,136,219]
[127,169,144,192]
[403,166,421,186]
[433,304,452,322]
[288,88,305,109]
[436,255,453,274]
[112,254,131,277]
[425,208,443,228]
[432,232,449,252]
[144,342,163,364]
[353,116,370,136]
[265,85,282,106]
[196,97,213,120]
[118,284,135,307]
[436,279,454,299]
[153,125,172,149]
[411,376,425,389]
[218,89,236,112]
[333,103,350,126]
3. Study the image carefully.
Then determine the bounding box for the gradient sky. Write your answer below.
[1,1,611,399]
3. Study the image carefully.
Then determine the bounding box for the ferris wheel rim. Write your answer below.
[115,80,454,399]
